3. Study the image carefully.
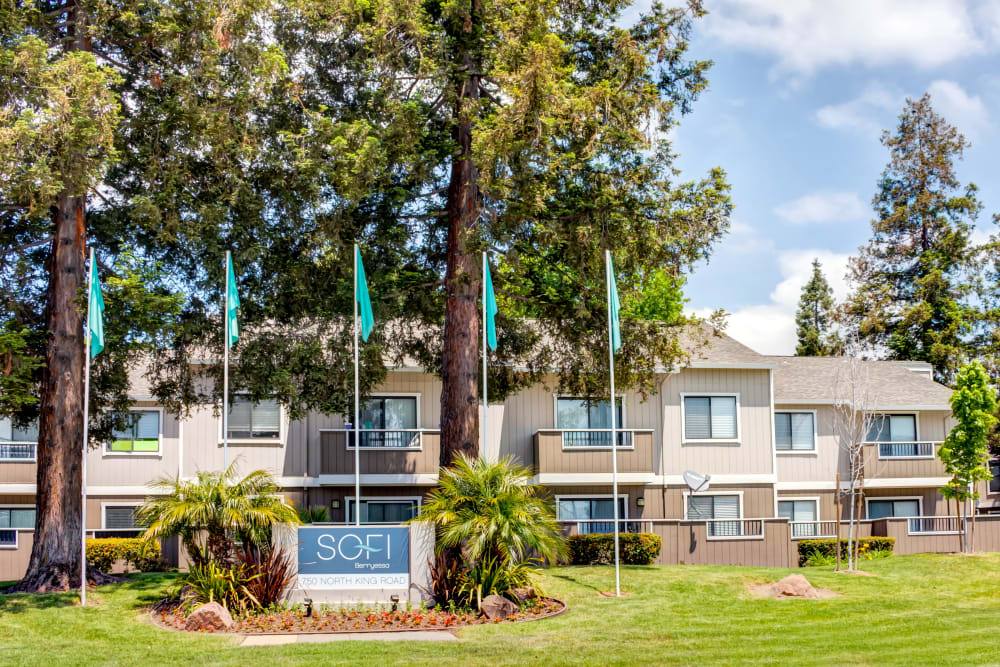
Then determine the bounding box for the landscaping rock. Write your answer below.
[184,602,234,631]
[481,594,518,619]
[772,574,819,599]
[510,587,536,602]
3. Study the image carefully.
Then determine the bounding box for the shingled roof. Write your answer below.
[770,356,952,408]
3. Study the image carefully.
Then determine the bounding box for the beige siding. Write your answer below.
[661,369,774,477]
[774,404,849,484]
[0,461,35,484]
[499,376,662,469]
[319,431,440,475]
[533,431,654,475]
[86,404,180,488]
[662,484,774,520]
[865,486,947,517]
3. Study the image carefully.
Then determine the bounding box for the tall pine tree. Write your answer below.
[844,94,981,384]
[795,259,840,356]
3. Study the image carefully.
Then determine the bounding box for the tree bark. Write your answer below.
[8,195,92,592]
[439,9,482,467]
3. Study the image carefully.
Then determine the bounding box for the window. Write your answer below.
[0,507,35,529]
[109,410,160,453]
[775,412,815,451]
[687,494,741,537]
[354,396,419,448]
[779,500,819,537]
[867,414,917,442]
[228,397,280,440]
[103,506,142,530]
[683,396,738,440]
[868,499,920,519]
[0,417,39,443]
[347,499,420,524]
[556,398,626,447]
[556,497,627,535]
[990,461,1000,494]
[0,417,38,460]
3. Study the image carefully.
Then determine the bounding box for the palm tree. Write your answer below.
[417,455,567,565]
[135,462,300,567]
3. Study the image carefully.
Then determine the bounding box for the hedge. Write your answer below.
[86,537,165,573]
[796,537,895,566]
[568,533,662,565]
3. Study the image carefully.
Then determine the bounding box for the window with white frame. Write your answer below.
[103,505,143,530]
[683,396,738,440]
[0,507,35,529]
[0,417,38,460]
[109,410,161,453]
[775,412,815,451]
[556,397,626,447]
[227,397,280,440]
[867,498,920,519]
[347,498,420,524]
[867,414,916,442]
[354,396,418,448]
[990,461,1000,494]
[687,494,741,537]
[556,497,627,535]
[778,499,819,537]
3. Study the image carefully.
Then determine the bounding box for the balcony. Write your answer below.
[533,429,656,482]
[705,518,764,540]
[319,429,440,477]
[0,443,35,461]
[862,441,945,478]
[788,521,838,539]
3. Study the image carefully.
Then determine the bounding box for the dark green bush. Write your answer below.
[86,537,164,573]
[568,533,662,565]
[796,537,895,566]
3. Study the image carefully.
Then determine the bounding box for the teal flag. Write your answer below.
[356,245,375,341]
[226,252,240,349]
[88,256,105,358]
[484,259,498,351]
[608,255,622,353]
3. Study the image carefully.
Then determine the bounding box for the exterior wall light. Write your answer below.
[331,499,341,510]
[636,497,645,507]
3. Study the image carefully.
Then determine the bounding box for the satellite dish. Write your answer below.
[683,470,711,493]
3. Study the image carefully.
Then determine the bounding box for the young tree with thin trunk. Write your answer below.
[939,362,997,553]
[843,94,981,385]
[833,349,879,571]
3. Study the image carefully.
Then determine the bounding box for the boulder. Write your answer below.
[772,574,819,599]
[510,587,536,602]
[184,602,234,631]
[480,594,518,620]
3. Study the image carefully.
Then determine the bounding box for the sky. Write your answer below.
[631,0,1000,354]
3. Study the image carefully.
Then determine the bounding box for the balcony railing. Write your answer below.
[561,430,634,449]
[704,518,764,540]
[788,521,838,539]
[0,529,17,549]
[346,429,421,449]
[907,516,963,535]
[876,442,935,459]
[0,443,36,461]
[558,519,649,535]
[86,529,144,539]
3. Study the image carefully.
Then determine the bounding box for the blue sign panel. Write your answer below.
[297,526,410,590]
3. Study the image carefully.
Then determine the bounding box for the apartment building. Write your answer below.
[0,328,979,576]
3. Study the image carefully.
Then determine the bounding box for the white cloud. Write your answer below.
[774,191,867,225]
[815,83,902,135]
[703,0,990,78]
[690,250,851,355]
[927,79,991,139]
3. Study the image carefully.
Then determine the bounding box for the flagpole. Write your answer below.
[354,244,361,526]
[605,250,621,597]
[81,248,94,606]
[223,251,230,472]
[482,251,488,460]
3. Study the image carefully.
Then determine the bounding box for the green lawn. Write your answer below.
[3,553,1000,665]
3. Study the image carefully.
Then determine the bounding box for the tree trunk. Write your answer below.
[439,9,482,467]
[834,473,841,572]
[7,195,95,592]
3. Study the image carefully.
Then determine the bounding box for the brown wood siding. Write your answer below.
[0,462,36,484]
[319,432,440,475]
[862,444,947,479]
[643,519,796,567]
[533,431,654,475]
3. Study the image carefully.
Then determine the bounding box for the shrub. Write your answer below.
[459,556,540,610]
[236,545,295,609]
[182,561,259,614]
[567,533,663,565]
[86,537,164,573]
[297,506,329,524]
[801,548,836,567]
[796,537,895,566]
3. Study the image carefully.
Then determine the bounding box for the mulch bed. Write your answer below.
[153,598,566,634]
